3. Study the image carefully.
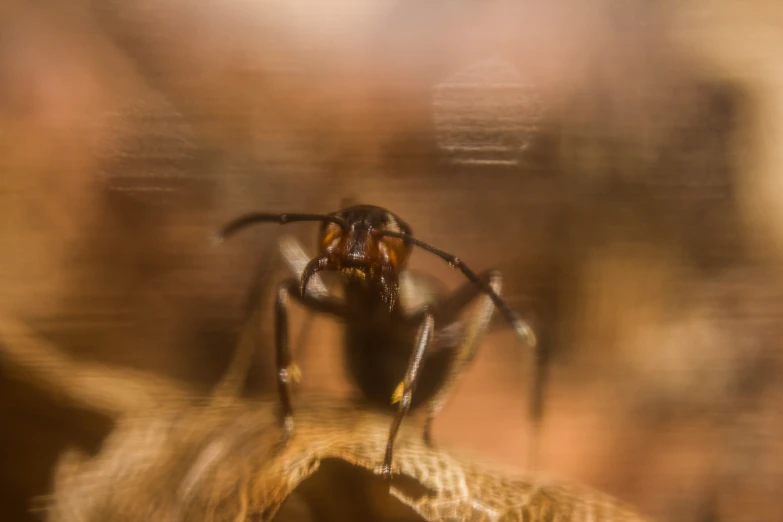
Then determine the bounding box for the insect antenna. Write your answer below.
[213,213,348,243]
[376,231,535,345]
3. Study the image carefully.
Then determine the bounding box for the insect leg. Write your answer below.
[382,309,435,480]
[420,269,500,446]
[422,269,544,470]
[274,278,346,442]
[278,235,330,299]
[278,235,334,365]
[274,283,298,441]
[211,237,279,403]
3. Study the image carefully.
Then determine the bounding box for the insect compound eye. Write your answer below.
[380,235,410,269]
[320,222,343,252]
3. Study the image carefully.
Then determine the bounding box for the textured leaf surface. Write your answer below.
[46,399,649,522]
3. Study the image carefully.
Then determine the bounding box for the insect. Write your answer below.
[214,204,540,478]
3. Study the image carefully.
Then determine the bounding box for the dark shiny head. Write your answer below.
[312,205,412,306]
[319,205,412,269]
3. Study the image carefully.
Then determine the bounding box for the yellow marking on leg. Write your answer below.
[391,381,405,405]
[288,363,302,384]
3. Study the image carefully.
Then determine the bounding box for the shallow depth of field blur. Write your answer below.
[2,1,783,521]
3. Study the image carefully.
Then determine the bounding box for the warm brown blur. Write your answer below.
[1,1,783,521]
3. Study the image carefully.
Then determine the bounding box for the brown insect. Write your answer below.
[215,204,540,478]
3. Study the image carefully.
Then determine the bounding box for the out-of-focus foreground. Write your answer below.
[1,1,783,521]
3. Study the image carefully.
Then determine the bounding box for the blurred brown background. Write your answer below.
[1,1,783,521]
